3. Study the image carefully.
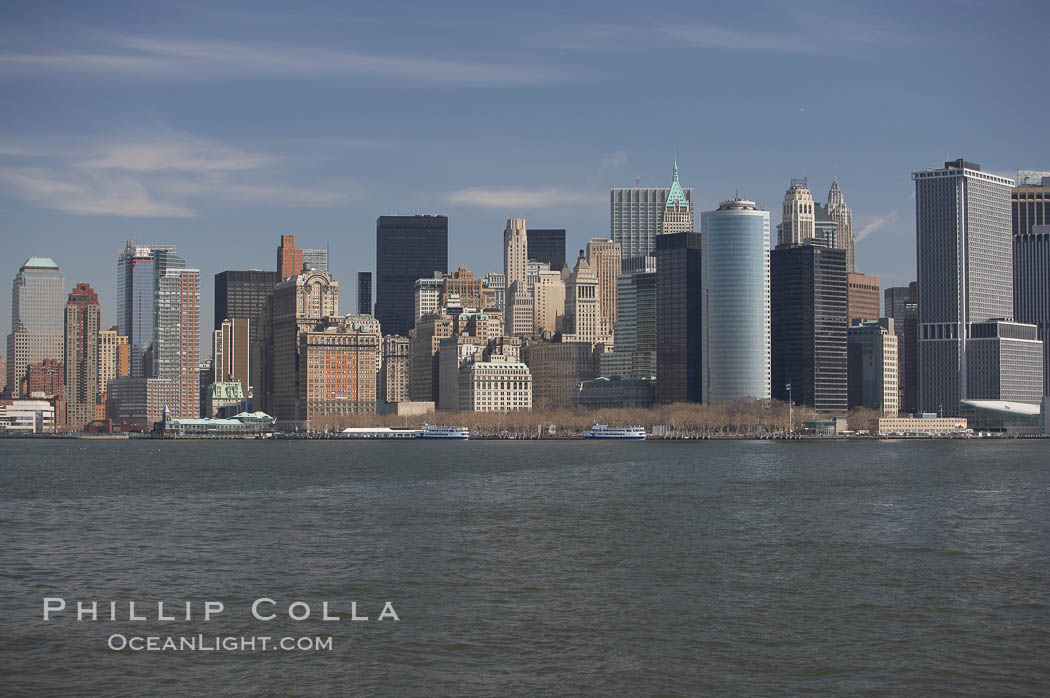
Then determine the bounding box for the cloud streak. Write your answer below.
[857,210,898,242]
[448,187,598,209]
[0,133,357,218]
[0,35,571,87]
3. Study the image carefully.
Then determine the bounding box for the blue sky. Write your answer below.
[2,0,1047,341]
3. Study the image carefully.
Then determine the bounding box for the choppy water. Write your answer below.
[1,439,1048,696]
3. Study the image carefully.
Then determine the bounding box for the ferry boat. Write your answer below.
[417,424,470,440]
[584,424,647,440]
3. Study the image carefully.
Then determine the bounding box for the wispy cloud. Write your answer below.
[447,187,598,209]
[598,151,628,174]
[857,210,898,242]
[0,133,358,218]
[0,35,572,87]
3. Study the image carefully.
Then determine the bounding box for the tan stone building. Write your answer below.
[532,268,565,338]
[562,252,611,346]
[586,237,621,329]
[380,335,410,404]
[504,218,533,337]
[299,318,380,426]
[409,313,454,402]
[459,353,532,412]
[98,327,130,407]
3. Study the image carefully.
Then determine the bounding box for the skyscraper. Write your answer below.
[213,317,251,398]
[117,242,177,378]
[884,283,919,414]
[6,257,64,396]
[155,268,201,418]
[214,270,280,336]
[655,231,703,403]
[600,268,656,379]
[1013,226,1050,396]
[661,161,693,235]
[375,215,448,337]
[302,248,328,272]
[847,272,881,323]
[63,283,101,430]
[611,164,695,259]
[776,178,815,247]
[526,229,566,270]
[503,218,532,337]
[771,245,848,412]
[827,178,856,272]
[914,159,1022,415]
[277,234,303,280]
[357,272,372,315]
[586,238,621,330]
[847,318,899,415]
[98,326,130,406]
[1011,174,1050,236]
[701,197,771,404]
[562,250,609,346]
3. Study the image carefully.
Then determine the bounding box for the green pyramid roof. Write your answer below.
[666,159,687,208]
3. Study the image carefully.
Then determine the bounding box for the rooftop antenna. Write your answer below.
[634,177,641,187]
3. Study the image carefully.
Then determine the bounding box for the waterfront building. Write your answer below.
[914,159,1018,415]
[155,268,200,419]
[205,381,246,418]
[960,399,1042,434]
[610,165,694,260]
[409,313,454,403]
[159,410,275,437]
[269,269,340,423]
[213,317,251,397]
[701,197,771,403]
[771,244,848,412]
[1014,226,1050,395]
[105,376,173,429]
[63,283,101,430]
[847,318,899,415]
[527,229,566,271]
[1012,173,1050,236]
[6,257,64,396]
[562,251,610,346]
[776,178,815,247]
[302,248,328,272]
[965,320,1043,404]
[575,376,656,410]
[0,355,6,394]
[504,218,533,337]
[0,399,56,433]
[98,329,130,413]
[358,271,372,316]
[600,269,656,379]
[875,415,968,436]
[827,178,856,272]
[586,237,621,329]
[414,273,445,324]
[521,341,600,410]
[884,283,919,414]
[375,215,448,337]
[298,316,381,425]
[847,272,881,323]
[532,269,565,338]
[277,234,303,280]
[437,336,486,410]
[379,335,410,405]
[458,353,532,412]
[655,231,702,403]
[117,243,174,378]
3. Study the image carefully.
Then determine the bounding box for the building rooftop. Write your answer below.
[665,160,688,208]
[960,400,1041,416]
[22,257,59,270]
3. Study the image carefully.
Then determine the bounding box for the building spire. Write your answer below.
[666,157,687,209]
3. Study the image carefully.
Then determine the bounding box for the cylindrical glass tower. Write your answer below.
[701,198,771,403]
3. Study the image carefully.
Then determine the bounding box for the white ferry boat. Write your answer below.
[584,424,647,440]
[417,424,470,440]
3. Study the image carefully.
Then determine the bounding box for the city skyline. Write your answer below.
[2,0,1048,340]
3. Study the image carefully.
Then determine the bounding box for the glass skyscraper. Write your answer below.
[701,197,770,404]
[375,215,448,337]
[6,257,65,396]
[117,242,176,378]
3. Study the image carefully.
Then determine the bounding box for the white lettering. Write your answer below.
[77,601,97,621]
[43,597,65,620]
[322,601,339,621]
[350,602,368,621]
[288,602,310,621]
[157,602,175,621]
[252,598,276,621]
[378,602,400,621]
[108,633,127,650]
[128,602,146,621]
[204,601,224,621]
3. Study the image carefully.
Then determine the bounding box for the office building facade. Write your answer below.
[277,234,303,280]
[155,268,201,419]
[771,245,848,412]
[357,271,373,316]
[847,318,899,415]
[375,215,448,337]
[63,283,101,430]
[847,272,881,323]
[884,283,919,414]
[701,198,771,403]
[1012,175,1050,236]
[586,237,621,330]
[1014,226,1050,396]
[6,257,64,397]
[527,229,566,271]
[827,178,856,272]
[914,159,1017,415]
[655,232,703,403]
[610,166,695,259]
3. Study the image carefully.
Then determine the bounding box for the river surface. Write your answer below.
[1,439,1048,696]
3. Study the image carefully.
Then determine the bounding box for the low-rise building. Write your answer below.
[575,376,656,410]
[876,415,969,436]
[159,410,275,436]
[0,399,56,433]
[522,341,600,410]
[458,353,532,412]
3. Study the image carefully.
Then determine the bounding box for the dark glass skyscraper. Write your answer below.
[357,272,372,316]
[771,244,848,412]
[375,215,448,337]
[526,229,566,270]
[885,282,919,414]
[214,270,280,339]
[1013,229,1050,396]
[655,231,702,403]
